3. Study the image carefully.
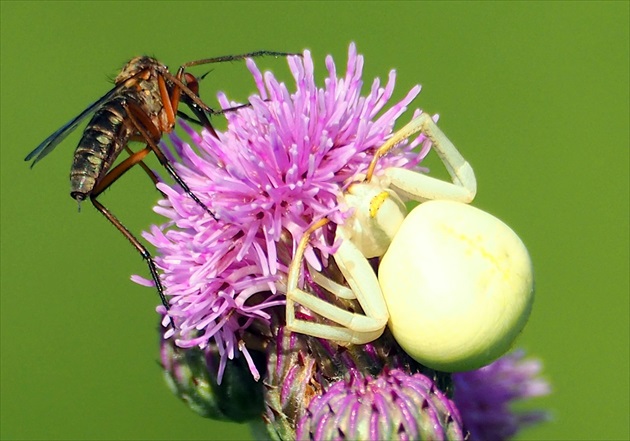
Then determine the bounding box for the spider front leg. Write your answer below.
[286,222,388,345]
[369,112,477,204]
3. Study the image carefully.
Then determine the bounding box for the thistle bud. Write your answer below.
[160,331,265,422]
[296,368,465,441]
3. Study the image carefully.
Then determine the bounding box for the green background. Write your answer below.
[1,2,628,440]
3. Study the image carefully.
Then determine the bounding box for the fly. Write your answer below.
[25,51,298,316]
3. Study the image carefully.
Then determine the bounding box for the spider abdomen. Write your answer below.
[379,199,534,372]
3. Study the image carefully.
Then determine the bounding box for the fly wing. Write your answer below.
[25,84,126,168]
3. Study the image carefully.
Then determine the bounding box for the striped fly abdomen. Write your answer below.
[70,97,132,200]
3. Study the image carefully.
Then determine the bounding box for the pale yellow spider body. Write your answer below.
[286,113,534,372]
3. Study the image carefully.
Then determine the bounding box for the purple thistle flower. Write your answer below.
[137,43,430,381]
[134,43,552,441]
[452,350,551,440]
[296,368,465,441]
[262,322,460,441]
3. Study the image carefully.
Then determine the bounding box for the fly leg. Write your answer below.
[89,147,171,314]
[176,73,254,136]
[175,72,218,137]
[163,51,301,132]
[157,51,300,118]
[179,50,301,69]
[124,101,217,220]
[122,146,162,189]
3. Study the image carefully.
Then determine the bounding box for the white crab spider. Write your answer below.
[286,113,534,372]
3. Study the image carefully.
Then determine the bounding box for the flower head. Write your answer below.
[296,368,465,441]
[452,350,551,440]
[139,43,429,380]
[135,43,551,441]
[262,322,457,441]
[159,324,265,422]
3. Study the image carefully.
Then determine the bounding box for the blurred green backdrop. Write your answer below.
[1,2,628,440]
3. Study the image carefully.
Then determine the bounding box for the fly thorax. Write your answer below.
[116,56,161,84]
[135,79,168,133]
[341,180,408,258]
